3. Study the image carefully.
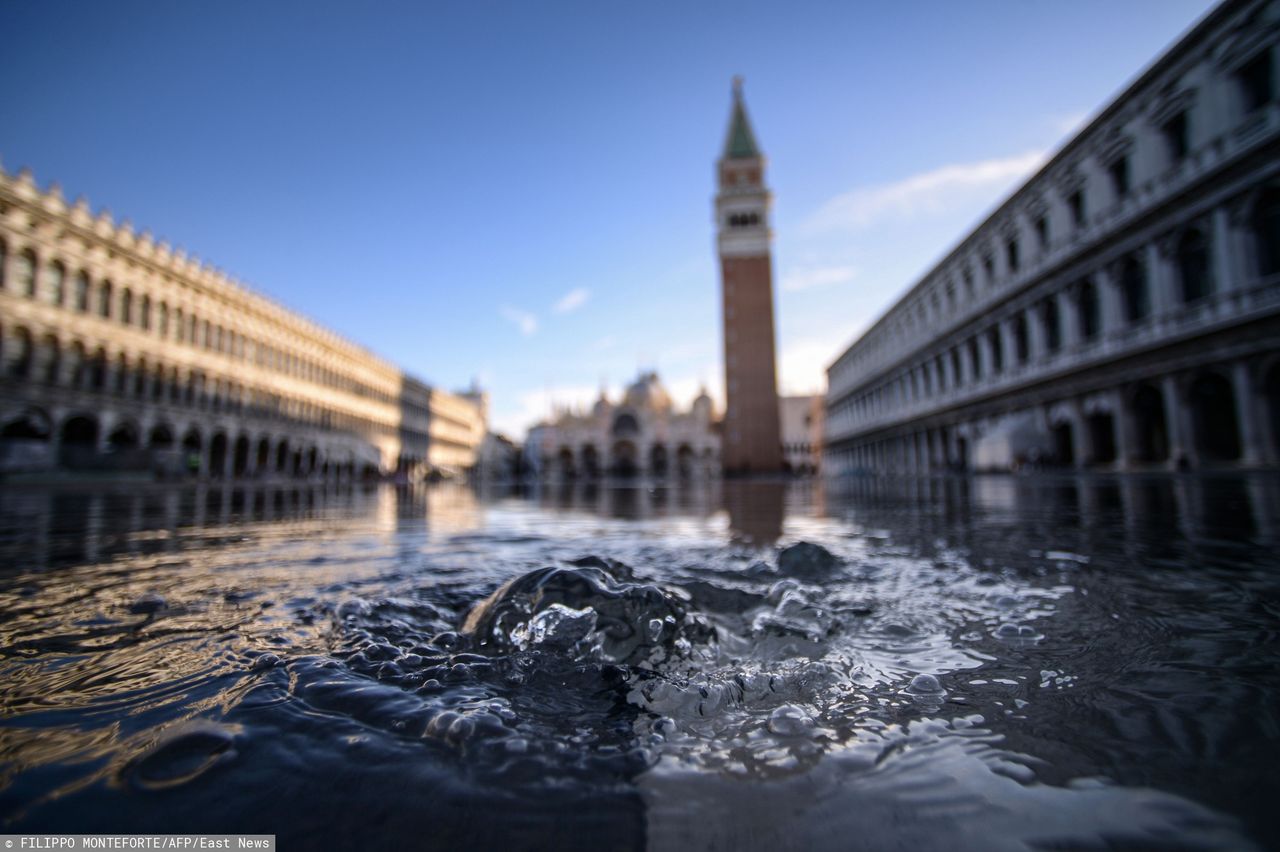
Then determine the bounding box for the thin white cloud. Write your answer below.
[499,304,538,337]
[664,373,723,413]
[1049,110,1090,138]
[778,332,848,397]
[782,264,858,293]
[590,335,616,352]
[802,150,1048,235]
[492,383,604,437]
[553,287,590,314]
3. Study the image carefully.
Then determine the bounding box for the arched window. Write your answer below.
[1253,187,1280,278]
[1236,49,1274,114]
[98,281,113,318]
[612,412,640,437]
[67,342,86,388]
[0,239,6,289]
[114,354,129,394]
[45,261,65,306]
[74,271,90,312]
[120,288,133,325]
[139,295,152,330]
[988,327,1003,372]
[88,347,107,390]
[1078,279,1100,340]
[969,337,983,379]
[157,302,169,336]
[1121,256,1149,323]
[40,335,60,384]
[1177,227,1213,303]
[134,357,148,398]
[8,327,33,378]
[16,249,36,297]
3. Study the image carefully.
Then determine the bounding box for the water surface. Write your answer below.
[1,476,1277,850]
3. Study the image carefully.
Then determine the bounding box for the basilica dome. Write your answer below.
[623,371,672,412]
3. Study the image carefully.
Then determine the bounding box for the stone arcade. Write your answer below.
[825,0,1280,474]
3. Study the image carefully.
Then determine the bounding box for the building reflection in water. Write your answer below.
[821,473,1280,553]
[1,474,1277,572]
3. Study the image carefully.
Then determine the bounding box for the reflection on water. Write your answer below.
[0,475,1278,850]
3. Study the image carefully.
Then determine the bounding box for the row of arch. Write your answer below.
[0,408,379,480]
[552,442,716,479]
[0,236,396,405]
[830,358,1280,474]
[0,321,397,440]
[830,188,1280,434]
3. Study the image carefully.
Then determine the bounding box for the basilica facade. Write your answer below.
[526,371,719,480]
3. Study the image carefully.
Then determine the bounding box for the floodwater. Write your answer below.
[1,476,1278,851]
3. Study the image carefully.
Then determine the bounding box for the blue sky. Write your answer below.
[1,0,1217,435]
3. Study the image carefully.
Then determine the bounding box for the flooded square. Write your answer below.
[1,476,1277,850]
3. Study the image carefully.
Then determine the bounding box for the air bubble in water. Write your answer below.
[767,705,815,737]
[906,673,945,695]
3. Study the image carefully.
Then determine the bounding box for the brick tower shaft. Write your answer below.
[716,78,782,474]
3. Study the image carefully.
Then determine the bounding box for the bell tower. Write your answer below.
[716,77,782,474]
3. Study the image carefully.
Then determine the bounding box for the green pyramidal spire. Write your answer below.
[723,76,761,160]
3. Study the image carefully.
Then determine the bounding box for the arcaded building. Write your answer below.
[717,79,784,475]
[0,166,485,480]
[825,0,1280,474]
[526,371,719,480]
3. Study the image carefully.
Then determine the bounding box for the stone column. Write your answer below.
[1162,374,1192,469]
[197,433,211,478]
[998,318,1016,374]
[958,345,973,388]
[1147,240,1175,318]
[1025,305,1045,363]
[1057,289,1079,350]
[1211,204,1241,298]
[1097,266,1123,338]
[1111,389,1131,470]
[977,333,993,381]
[1068,401,1089,469]
[1232,360,1264,465]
